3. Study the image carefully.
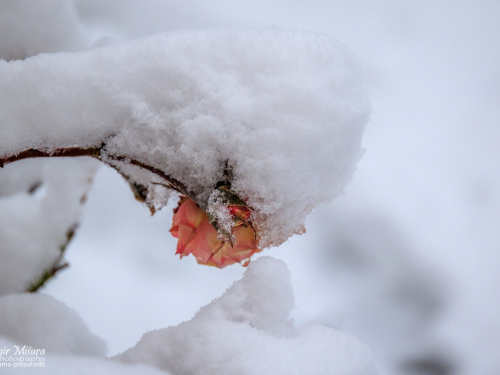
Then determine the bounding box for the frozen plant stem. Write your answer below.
[0,146,201,207]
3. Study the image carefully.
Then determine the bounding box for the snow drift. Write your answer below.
[0,258,376,374]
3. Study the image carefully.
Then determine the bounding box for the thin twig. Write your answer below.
[0,147,100,167]
[106,154,195,200]
[0,146,199,204]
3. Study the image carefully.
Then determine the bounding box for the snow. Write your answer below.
[0,158,98,295]
[206,189,236,242]
[0,293,105,356]
[46,2,500,374]
[0,0,99,295]
[0,334,168,375]
[0,27,369,248]
[0,258,376,375]
[5,1,500,374]
[115,257,377,375]
[1,2,372,374]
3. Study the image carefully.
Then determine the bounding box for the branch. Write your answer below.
[27,224,77,293]
[0,146,199,205]
[106,155,196,203]
[0,147,101,167]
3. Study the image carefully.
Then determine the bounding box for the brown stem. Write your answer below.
[0,146,198,204]
[0,147,101,167]
[106,155,194,200]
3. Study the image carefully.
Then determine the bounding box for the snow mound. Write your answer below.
[0,293,106,356]
[0,28,370,247]
[115,257,377,375]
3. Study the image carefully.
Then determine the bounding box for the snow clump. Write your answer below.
[0,257,376,374]
[115,257,377,375]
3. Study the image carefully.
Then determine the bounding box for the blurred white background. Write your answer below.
[37,1,500,374]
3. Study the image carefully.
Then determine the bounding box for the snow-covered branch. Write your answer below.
[0,28,369,248]
[0,146,196,203]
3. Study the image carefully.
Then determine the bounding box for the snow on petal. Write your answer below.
[170,196,260,268]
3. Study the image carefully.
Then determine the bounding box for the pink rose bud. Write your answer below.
[170,196,261,268]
